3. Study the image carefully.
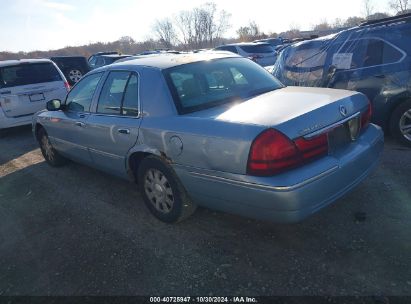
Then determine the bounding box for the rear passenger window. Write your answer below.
[97,71,130,115]
[66,72,103,112]
[338,38,403,69]
[96,71,139,117]
[122,74,139,116]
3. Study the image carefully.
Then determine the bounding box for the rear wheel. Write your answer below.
[137,156,196,223]
[38,128,68,166]
[390,101,411,147]
[67,68,83,84]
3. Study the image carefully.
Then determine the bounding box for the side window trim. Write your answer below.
[93,70,141,119]
[337,37,406,71]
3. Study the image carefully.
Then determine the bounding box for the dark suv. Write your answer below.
[88,52,132,70]
[50,56,90,86]
[273,13,411,146]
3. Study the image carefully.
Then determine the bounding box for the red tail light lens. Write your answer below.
[294,133,328,161]
[247,129,329,176]
[247,129,300,176]
[361,101,372,129]
[64,81,71,91]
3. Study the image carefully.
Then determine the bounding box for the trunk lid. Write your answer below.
[188,86,368,139]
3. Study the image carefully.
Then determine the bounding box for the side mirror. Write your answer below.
[46,99,62,111]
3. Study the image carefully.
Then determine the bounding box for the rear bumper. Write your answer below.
[0,109,33,129]
[174,124,384,223]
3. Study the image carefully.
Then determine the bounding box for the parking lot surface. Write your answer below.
[0,126,410,296]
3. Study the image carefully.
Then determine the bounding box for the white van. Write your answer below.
[0,59,69,131]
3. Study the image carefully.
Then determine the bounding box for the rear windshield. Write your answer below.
[0,63,62,89]
[163,57,284,114]
[239,44,274,53]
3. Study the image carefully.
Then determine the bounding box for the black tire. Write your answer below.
[137,155,196,223]
[390,101,411,147]
[66,68,83,85]
[37,128,68,167]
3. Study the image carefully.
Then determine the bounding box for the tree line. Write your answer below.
[0,0,409,61]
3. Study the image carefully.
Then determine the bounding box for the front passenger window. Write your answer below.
[66,72,103,112]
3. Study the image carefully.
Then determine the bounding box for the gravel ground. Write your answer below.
[0,126,410,296]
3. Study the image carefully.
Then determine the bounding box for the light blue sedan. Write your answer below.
[33,52,384,223]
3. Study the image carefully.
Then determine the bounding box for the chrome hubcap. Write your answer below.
[69,69,82,83]
[399,109,411,141]
[41,136,54,161]
[144,169,174,213]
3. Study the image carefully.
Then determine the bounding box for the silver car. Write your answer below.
[33,52,384,223]
[215,43,276,67]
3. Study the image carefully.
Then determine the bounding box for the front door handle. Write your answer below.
[75,121,86,127]
[118,128,130,135]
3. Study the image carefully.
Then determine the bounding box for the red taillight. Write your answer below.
[64,81,71,91]
[247,129,329,176]
[294,133,328,161]
[361,101,372,129]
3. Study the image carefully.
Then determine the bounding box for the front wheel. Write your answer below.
[390,101,411,147]
[137,156,196,223]
[38,128,68,166]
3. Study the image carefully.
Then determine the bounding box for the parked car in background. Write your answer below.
[214,42,276,67]
[50,56,90,86]
[254,37,290,48]
[88,52,132,70]
[0,59,69,133]
[273,13,411,146]
[33,52,383,223]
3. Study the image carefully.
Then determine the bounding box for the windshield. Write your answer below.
[0,62,62,89]
[164,57,284,114]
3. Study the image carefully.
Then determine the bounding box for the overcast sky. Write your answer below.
[0,0,391,52]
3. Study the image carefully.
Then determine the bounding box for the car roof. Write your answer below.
[101,54,131,58]
[0,58,53,68]
[108,51,241,70]
[218,42,271,47]
[50,56,86,59]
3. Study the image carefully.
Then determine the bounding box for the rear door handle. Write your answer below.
[75,121,86,127]
[118,128,130,135]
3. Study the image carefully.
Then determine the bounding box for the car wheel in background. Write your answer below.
[67,69,83,84]
[390,101,411,147]
[38,128,68,166]
[137,156,196,223]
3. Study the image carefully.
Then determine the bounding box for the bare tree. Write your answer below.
[389,0,409,14]
[367,12,391,20]
[153,18,177,49]
[236,21,262,41]
[344,16,365,27]
[363,0,374,17]
[175,2,231,49]
[313,20,332,31]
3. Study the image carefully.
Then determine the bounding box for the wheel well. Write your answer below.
[128,152,151,183]
[128,151,173,183]
[35,123,44,141]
